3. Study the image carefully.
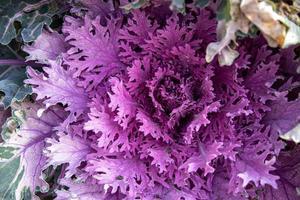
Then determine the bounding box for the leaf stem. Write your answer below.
[0,59,43,68]
[0,59,26,66]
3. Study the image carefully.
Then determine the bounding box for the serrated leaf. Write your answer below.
[0,101,66,200]
[0,67,32,108]
[280,124,300,143]
[0,0,59,45]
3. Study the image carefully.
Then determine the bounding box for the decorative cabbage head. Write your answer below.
[20,1,300,199]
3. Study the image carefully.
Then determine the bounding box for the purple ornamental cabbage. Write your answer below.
[22,1,300,199]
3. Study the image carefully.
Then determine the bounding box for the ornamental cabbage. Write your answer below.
[18,1,300,199]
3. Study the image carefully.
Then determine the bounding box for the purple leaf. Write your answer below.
[45,132,92,177]
[23,31,68,64]
[26,61,88,116]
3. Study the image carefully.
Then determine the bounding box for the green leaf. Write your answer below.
[195,0,210,8]
[170,0,186,13]
[0,0,59,45]
[0,146,19,160]
[18,11,52,43]
[217,0,231,21]
[0,17,16,45]
[0,44,32,109]
[21,187,32,200]
[0,67,32,109]
[121,0,149,11]
[0,44,18,60]
[0,156,24,200]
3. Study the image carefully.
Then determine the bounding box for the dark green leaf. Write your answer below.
[217,0,231,21]
[0,44,17,60]
[0,67,32,109]
[0,0,60,45]
[18,11,52,43]
[195,0,210,8]
[21,187,32,200]
[0,17,16,45]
